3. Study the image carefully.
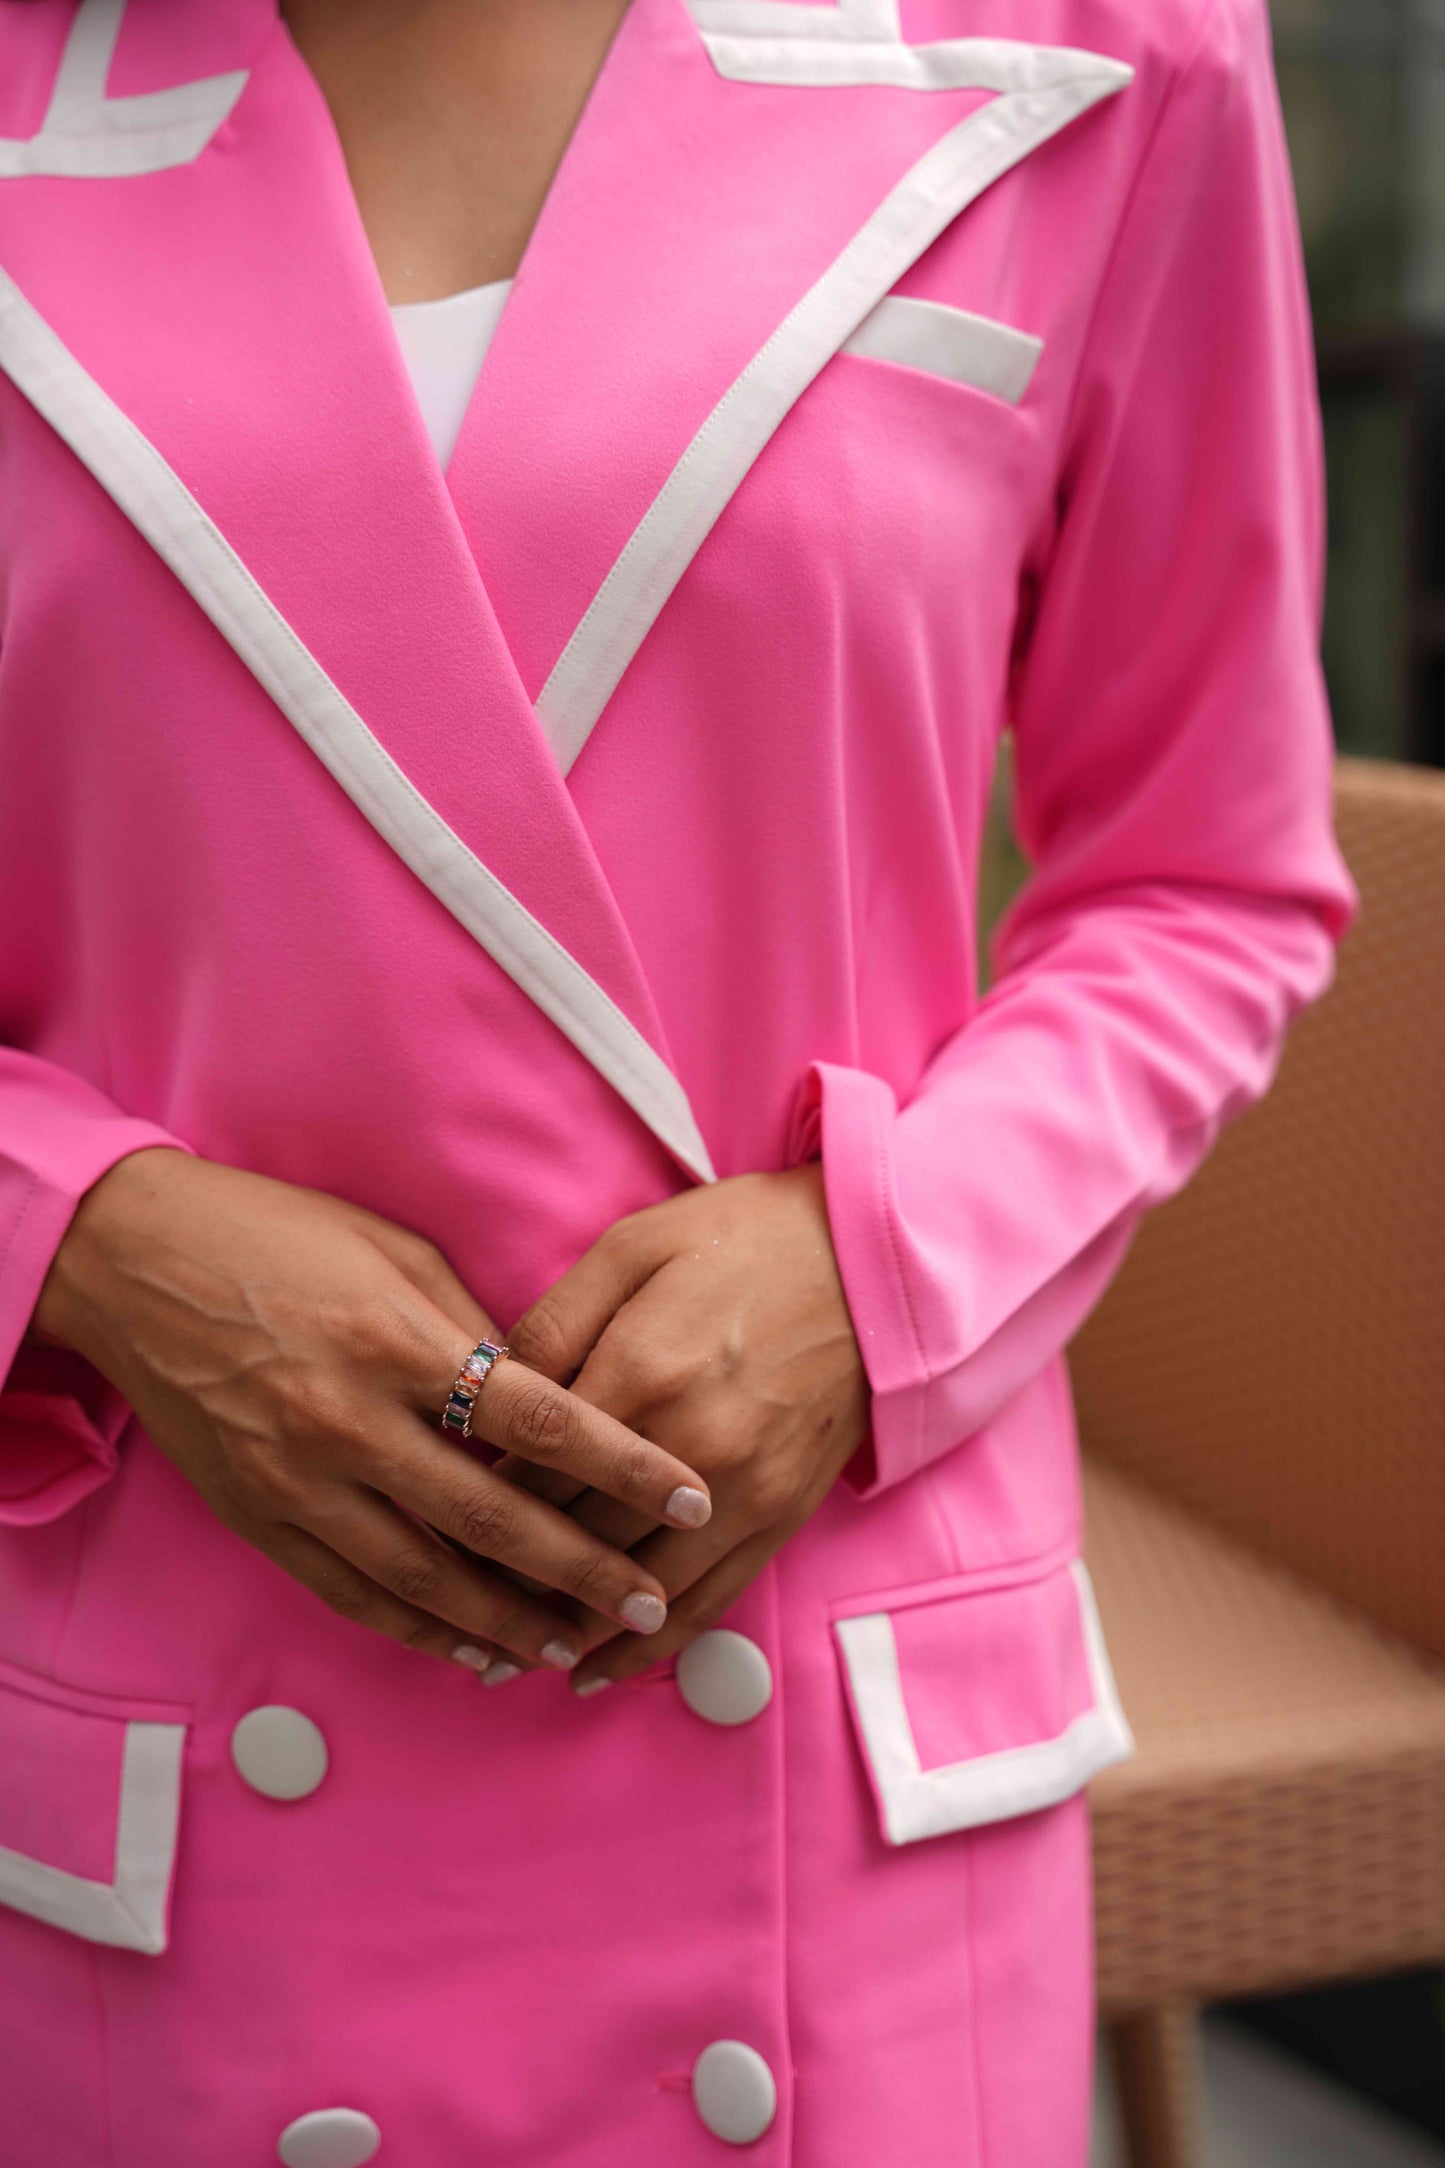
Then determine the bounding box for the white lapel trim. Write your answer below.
[842,294,1043,404]
[0,0,248,181]
[0,1719,184,1953]
[834,1562,1135,1846]
[691,0,1128,91]
[0,271,716,1185]
[536,56,1129,771]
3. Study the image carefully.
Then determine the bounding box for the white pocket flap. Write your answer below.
[842,294,1044,403]
[0,1656,188,1953]
[834,1558,1133,1846]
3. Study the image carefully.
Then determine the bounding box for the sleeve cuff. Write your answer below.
[786,1060,934,1497]
[0,1124,185,1526]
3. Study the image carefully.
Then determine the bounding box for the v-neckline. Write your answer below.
[276,0,636,414]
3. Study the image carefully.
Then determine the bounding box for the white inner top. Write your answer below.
[389,278,513,469]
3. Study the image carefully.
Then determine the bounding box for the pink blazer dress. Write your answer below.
[0,0,1357,2162]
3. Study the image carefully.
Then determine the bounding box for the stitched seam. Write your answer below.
[768,1562,797,2158]
[86,1943,119,2168]
[961,1836,987,2166]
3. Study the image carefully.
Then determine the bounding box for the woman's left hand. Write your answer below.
[493,1167,870,1694]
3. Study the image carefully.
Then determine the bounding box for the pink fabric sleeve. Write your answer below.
[795,0,1359,1497]
[0,1050,184,1524]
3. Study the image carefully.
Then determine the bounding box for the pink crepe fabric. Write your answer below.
[0,0,1355,2160]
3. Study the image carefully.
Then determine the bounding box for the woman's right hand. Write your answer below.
[30,1148,711,1677]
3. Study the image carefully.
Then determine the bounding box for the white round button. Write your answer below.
[692,2041,777,2145]
[276,2108,380,2168]
[675,1631,773,1726]
[231,1706,329,1801]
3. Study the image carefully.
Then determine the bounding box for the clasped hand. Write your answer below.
[495,1167,870,1694]
[33,1152,868,1690]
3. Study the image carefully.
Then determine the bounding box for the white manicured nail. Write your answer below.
[540,1640,579,1671]
[573,1676,613,1698]
[481,1660,521,1685]
[665,1485,711,1528]
[451,1644,491,1672]
[619,1591,667,1635]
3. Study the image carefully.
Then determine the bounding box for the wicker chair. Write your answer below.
[1071,757,1445,2168]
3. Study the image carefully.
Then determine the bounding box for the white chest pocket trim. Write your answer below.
[835,1560,1134,1846]
[0,0,248,181]
[842,295,1043,406]
[537,55,1130,771]
[0,1715,184,1953]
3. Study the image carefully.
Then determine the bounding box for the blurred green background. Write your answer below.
[1274,0,1445,766]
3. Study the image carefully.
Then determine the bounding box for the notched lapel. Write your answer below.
[0,0,714,1182]
[447,0,1131,774]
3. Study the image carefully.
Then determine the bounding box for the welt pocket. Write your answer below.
[840,294,1043,407]
[0,1655,190,1952]
[832,1557,1133,1847]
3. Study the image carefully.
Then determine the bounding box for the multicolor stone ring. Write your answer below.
[440,1339,511,1439]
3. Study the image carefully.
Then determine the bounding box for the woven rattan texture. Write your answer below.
[1086,1459,1445,2012]
[1070,757,1445,1660]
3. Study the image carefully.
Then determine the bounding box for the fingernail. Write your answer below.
[451,1644,492,1672]
[540,1640,580,1671]
[665,1484,711,1529]
[573,1676,614,1698]
[481,1659,522,1685]
[619,1591,668,1635]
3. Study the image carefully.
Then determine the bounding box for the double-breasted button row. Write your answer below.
[236,1632,776,2156]
[229,1632,774,1808]
[268,2051,777,2160]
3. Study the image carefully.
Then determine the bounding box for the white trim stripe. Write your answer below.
[0,270,715,1185]
[834,1561,1135,1846]
[690,0,900,42]
[0,1720,184,1953]
[691,0,1131,94]
[536,63,1129,772]
[0,0,248,181]
[842,294,1043,404]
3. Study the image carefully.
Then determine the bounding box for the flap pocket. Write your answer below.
[834,1559,1132,1846]
[841,295,1044,405]
[0,1657,188,1952]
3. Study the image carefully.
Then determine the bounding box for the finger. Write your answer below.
[487,1261,700,1504]
[558,1510,753,1665]
[382,1431,681,1638]
[259,1521,503,1676]
[564,1486,658,1557]
[507,1219,667,1384]
[570,1520,796,1695]
[299,1484,596,1671]
[486,1455,586,1513]
[519,1488,659,1644]
[469,1358,710,1531]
